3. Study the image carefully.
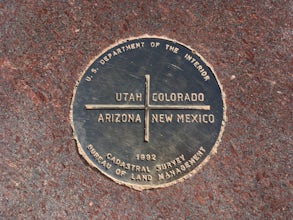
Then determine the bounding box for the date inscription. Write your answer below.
[136,154,156,161]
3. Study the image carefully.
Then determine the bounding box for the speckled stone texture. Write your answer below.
[1,0,292,219]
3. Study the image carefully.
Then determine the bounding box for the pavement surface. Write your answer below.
[1,0,292,219]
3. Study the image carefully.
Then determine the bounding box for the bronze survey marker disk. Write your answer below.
[71,36,226,190]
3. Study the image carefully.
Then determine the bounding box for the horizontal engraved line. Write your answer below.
[85,104,210,110]
[148,105,210,110]
[85,104,145,110]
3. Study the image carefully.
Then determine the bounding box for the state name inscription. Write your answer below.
[70,36,226,190]
[97,91,215,124]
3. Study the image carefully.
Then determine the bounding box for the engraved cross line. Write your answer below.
[85,75,210,143]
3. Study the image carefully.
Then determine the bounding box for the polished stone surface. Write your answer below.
[1,0,292,219]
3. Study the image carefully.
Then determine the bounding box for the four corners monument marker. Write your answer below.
[70,36,226,190]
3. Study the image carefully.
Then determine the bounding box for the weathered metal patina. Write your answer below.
[70,36,226,190]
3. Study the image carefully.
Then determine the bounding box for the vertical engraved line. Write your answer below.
[144,74,150,143]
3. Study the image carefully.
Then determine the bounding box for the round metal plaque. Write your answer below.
[70,36,226,190]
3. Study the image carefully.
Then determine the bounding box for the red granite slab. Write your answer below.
[1,1,292,219]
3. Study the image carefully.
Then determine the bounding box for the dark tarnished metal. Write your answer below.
[70,36,226,190]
